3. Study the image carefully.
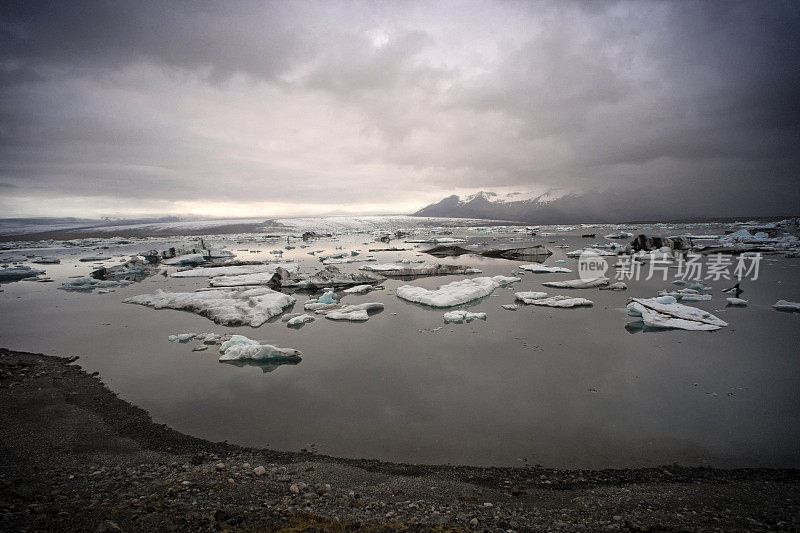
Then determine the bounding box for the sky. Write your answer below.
[1,0,798,218]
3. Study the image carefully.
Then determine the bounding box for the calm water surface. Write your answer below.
[1,222,798,468]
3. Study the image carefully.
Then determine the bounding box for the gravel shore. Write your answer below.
[1,347,798,532]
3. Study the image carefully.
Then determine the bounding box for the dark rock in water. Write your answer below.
[267,265,382,290]
[630,234,693,252]
[425,244,552,261]
[581,233,596,238]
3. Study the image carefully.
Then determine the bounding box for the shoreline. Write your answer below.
[1,347,798,531]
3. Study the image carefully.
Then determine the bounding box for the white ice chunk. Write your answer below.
[320,302,384,321]
[599,282,627,291]
[209,272,283,287]
[514,291,548,304]
[443,310,487,323]
[542,277,610,289]
[218,335,301,362]
[123,287,295,326]
[287,314,316,326]
[518,264,571,273]
[172,263,297,278]
[626,297,728,330]
[526,295,594,308]
[0,266,45,281]
[773,300,800,312]
[396,276,520,307]
[726,298,748,306]
[163,253,207,266]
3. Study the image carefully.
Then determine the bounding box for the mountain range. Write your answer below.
[413,185,797,224]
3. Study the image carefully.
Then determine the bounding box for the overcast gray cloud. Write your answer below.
[0,0,798,217]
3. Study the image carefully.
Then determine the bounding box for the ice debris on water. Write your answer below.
[626,296,728,331]
[443,310,487,323]
[218,335,301,362]
[359,263,481,277]
[396,276,520,307]
[527,295,593,308]
[542,277,610,289]
[514,291,548,304]
[123,287,295,326]
[317,302,385,321]
[518,264,571,274]
[287,314,315,327]
[59,278,133,292]
[773,300,800,312]
[0,265,45,281]
[599,282,627,291]
[172,263,297,278]
[726,298,748,306]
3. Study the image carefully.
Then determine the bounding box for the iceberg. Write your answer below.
[123,287,295,326]
[773,300,800,312]
[726,298,748,306]
[32,257,60,264]
[396,276,520,307]
[518,264,571,274]
[0,266,45,281]
[209,272,291,287]
[163,253,207,266]
[287,314,315,327]
[566,248,617,258]
[59,278,133,292]
[343,284,383,294]
[626,296,728,331]
[359,263,481,277]
[657,288,711,302]
[542,277,610,289]
[425,244,551,261]
[514,291,548,304]
[604,232,633,239]
[599,282,627,291]
[526,295,593,308]
[172,263,297,278]
[268,265,382,290]
[219,335,301,362]
[443,310,487,323]
[318,302,385,321]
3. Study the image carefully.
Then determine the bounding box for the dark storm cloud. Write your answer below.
[0,0,798,216]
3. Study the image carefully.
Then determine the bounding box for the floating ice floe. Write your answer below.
[518,264,571,274]
[343,284,384,294]
[269,265,382,290]
[171,263,297,278]
[626,296,728,331]
[514,291,548,304]
[318,302,385,321]
[163,253,210,266]
[0,265,45,281]
[526,295,593,308]
[359,263,481,277]
[773,300,800,312]
[657,288,711,302]
[443,310,487,323]
[425,244,551,261]
[605,232,633,239]
[566,248,617,258]
[123,287,295,326]
[91,256,159,282]
[542,277,610,289]
[321,256,376,265]
[209,271,297,287]
[599,282,627,291]
[396,276,520,307]
[59,277,133,292]
[219,335,302,362]
[79,255,113,262]
[501,304,519,310]
[726,298,748,306]
[287,314,315,327]
[31,257,60,264]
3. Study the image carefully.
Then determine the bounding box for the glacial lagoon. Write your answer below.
[1,216,798,468]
